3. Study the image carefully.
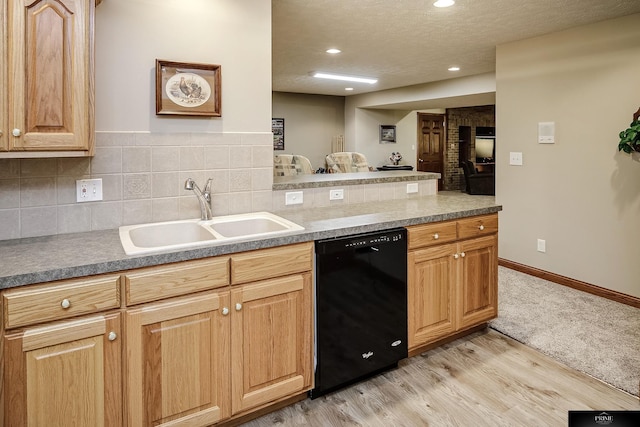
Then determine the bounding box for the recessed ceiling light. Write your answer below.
[448,66,460,71]
[345,88,354,91]
[326,48,341,54]
[313,72,377,84]
[434,0,455,7]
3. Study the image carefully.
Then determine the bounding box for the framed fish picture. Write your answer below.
[155,60,221,116]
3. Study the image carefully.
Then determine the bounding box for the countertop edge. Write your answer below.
[0,196,501,290]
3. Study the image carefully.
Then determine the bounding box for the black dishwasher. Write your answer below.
[310,228,408,399]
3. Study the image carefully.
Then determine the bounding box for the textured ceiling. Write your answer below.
[272,0,640,98]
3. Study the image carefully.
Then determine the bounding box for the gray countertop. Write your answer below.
[272,170,439,190]
[0,192,501,289]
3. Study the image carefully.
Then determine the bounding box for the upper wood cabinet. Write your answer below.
[0,0,95,157]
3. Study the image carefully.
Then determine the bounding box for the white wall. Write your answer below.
[96,0,271,132]
[272,92,344,169]
[496,14,640,298]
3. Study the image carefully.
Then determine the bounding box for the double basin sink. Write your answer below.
[119,212,304,255]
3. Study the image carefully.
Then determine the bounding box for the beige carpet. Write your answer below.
[489,266,640,397]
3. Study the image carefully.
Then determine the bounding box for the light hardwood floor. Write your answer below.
[241,329,639,426]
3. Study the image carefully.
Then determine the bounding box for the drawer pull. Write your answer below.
[61,299,71,309]
[221,307,229,316]
[479,225,485,231]
[433,233,439,240]
[235,303,242,311]
[108,331,117,341]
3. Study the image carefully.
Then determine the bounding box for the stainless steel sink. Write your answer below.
[119,212,304,255]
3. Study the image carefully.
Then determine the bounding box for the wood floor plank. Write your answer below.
[241,330,639,427]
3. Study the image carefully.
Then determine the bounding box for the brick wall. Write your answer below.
[444,105,495,191]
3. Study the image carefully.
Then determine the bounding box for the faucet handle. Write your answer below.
[203,178,212,201]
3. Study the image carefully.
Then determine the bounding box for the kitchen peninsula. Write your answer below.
[0,192,500,426]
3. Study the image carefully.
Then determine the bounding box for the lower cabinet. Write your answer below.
[123,258,313,426]
[230,273,312,414]
[125,291,231,427]
[3,312,122,427]
[407,215,498,351]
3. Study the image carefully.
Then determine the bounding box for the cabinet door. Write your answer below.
[408,243,458,349]
[7,0,93,153]
[457,234,498,329]
[230,273,312,415]
[125,291,230,427]
[3,312,121,427]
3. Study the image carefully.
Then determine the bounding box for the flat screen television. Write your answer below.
[475,137,495,163]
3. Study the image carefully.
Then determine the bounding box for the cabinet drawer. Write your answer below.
[3,275,120,329]
[231,242,313,284]
[457,214,498,240]
[408,221,458,250]
[123,256,230,305]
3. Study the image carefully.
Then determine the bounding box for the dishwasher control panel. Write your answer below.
[343,231,405,248]
[316,228,406,253]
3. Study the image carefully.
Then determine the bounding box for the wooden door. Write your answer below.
[125,291,230,427]
[230,273,312,415]
[417,113,445,189]
[3,313,122,427]
[7,0,93,152]
[457,234,498,330]
[407,243,457,349]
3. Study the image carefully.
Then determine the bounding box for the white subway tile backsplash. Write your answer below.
[0,209,20,240]
[20,158,57,177]
[0,179,20,209]
[0,159,20,178]
[20,177,56,207]
[92,147,123,174]
[152,146,180,172]
[0,131,437,241]
[57,204,91,234]
[204,146,230,169]
[21,206,57,237]
[122,147,151,173]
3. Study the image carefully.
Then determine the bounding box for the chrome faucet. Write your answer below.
[185,178,213,220]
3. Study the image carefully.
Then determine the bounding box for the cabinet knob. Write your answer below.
[433,233,439,240]
[12,128,22,137]
[453,253,459,259]
[460,252,466,258]
[221,307,229,316]
[235,303,242,311]
[479,224,484,231]
[61,299,71,309]
[108,331,117,341]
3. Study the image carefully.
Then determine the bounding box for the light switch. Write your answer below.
[509,152,523,166]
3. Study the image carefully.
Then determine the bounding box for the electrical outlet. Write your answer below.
[285,191,303,205]
[537,239,546,253]
[329,189,344,200]
[406,183,418,194]
[76,179,103,202]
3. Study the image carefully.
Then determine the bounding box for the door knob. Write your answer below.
[221,307,229,316]
[418,158,424,163]
[12,128,21,137]
[235,303,242,311]
[108,331,117,341]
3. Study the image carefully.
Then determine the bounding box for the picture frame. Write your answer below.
[272,118,285,150]
[155,59,221,116]
[380,125,396,143]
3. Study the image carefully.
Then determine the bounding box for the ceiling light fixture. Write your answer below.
[434,0,455,7]
[448,66,460,71]
[345,88,354,91]
[326,48,341,54]
[313,72,377,84]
